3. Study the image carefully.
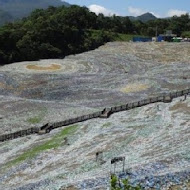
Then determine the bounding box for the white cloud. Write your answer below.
[88,4,118,16]
[150,12,161,18]
[128,6,145,16]
[167,9,188,17]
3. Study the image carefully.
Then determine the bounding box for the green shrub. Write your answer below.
[110,174,142,190]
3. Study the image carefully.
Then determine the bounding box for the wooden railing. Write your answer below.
[0,88,189,142]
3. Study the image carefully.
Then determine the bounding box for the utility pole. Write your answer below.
[156,26,158,37]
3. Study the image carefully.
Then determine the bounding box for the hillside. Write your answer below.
[0,5,189,65]
[0,42,190,189]
[129,12,157,22]
[0,0,70,25]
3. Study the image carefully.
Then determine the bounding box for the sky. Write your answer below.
[65,0,190,18]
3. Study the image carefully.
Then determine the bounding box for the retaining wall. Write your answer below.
[0,88,190,142]
[109,89,190,115]
[49,111,103,130]
[0,127,39,142]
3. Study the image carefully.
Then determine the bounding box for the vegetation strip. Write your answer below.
[5,125,78,168]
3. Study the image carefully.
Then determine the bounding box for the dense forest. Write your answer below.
[0,5,190,65]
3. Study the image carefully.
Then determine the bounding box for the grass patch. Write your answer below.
[112,33,136,41]
[6,125,78,168]
[88,29,148,42]
[28,116,42,124]
[27,108,47,124]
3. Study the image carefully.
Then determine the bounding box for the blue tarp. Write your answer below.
[133,37,152,42]
[157,36,163,42]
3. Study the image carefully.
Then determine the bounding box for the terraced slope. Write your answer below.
[0,42,190,189]
[0,42,190,134]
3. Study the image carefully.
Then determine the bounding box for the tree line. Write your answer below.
[0,5,190,65]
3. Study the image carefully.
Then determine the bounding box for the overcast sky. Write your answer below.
[65,0,190,17]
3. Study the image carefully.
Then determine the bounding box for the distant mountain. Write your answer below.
[129,12,157,22]
[0,0,70,25]
[0,9,12,25]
